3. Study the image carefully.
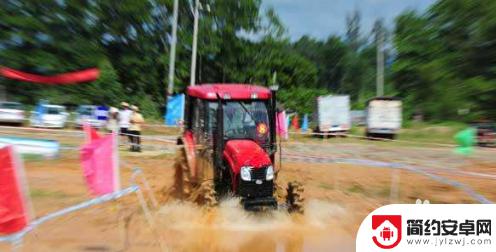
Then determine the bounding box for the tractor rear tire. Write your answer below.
[195,180,218,208]
[172,147,218,208]
[172,147,194,199]
[286,181,305,214]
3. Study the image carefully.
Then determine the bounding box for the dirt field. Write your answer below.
[0,128,495,251]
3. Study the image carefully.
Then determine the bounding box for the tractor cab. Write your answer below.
[173,84,303,212]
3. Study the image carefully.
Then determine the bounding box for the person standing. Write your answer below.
[119,102,132,143]
[106,107,119,133]
[129,105,144,152]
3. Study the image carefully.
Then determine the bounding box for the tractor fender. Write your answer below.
[222,139,272,175]
[182,130,197,179]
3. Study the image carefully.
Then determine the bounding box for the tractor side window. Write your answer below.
[192,99,205,141]
[207,102,218,134]
[191,99,199,130]
[184,96,192,129]
[204,102,218,147]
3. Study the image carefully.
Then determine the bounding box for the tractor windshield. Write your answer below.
[224,101,270,143]
[208,101,270,144]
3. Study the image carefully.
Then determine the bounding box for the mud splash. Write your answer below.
[156,198,354,252]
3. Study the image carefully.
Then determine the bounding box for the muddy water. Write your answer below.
[156,199,355,252]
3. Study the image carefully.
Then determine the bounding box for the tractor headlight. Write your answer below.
[240,166,252,181]
[266,165,274,180]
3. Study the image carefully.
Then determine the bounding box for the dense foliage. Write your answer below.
[0,0,495,121]
[393,0,496,121]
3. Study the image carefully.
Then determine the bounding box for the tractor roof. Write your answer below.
[187,84,271,100]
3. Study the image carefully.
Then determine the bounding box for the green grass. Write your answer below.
[374,186,392,198]
[21,154,46,162]
[288,121,469,147]
[343,183,392,199]
[30,189,70,199]
[149,153,176,159]
[141,125,180,136]
[318,182,334,190]
[347,183,366,194]
[398,121,467,144]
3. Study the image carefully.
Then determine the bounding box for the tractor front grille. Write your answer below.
[251,167,267,180]
[238,179,274,198]
[238,167,273,198]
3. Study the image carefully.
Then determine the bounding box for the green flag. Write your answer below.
[454,127,476,155]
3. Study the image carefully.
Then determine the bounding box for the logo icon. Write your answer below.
[372,215,402,249]
[256,122,268,135]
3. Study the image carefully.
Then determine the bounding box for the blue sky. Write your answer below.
[262,0,436,41]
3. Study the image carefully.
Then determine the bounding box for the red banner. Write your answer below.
[0,146,29,235]
[0,67,99,84]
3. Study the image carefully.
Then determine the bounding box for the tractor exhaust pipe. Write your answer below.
[214,95,224,168]
[269,85,278,163]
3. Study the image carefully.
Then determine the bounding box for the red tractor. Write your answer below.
[172,84,304,212]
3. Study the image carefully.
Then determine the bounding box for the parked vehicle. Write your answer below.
[30,104,68,128]
[75,105,107,128]
[365,97,402,139]
[470,121,496,147]
[0,101,25,125]
[314,95,351,135]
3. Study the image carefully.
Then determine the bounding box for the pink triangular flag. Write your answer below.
[80,133,119,196]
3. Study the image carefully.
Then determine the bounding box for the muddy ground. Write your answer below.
[0,127,495,251]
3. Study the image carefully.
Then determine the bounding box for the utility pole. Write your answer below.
[190,0,200,86]
[167,0,179,95]
[376,28,384,97]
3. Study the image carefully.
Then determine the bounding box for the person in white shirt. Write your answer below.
[118,102,132,142]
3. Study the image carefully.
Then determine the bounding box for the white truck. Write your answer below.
[314,95,351,135]
[365,97,402,139]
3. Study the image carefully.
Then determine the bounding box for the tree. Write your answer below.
[392,0,496,120]
[293,35,347,91]
[345,9,363,52]
[278,87,327,115]
[4,0,496,122]
[85,59,124,106]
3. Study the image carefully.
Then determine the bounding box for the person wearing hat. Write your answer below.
[106,107,119,133]
[119,102,132,142]
[129,105,144,152]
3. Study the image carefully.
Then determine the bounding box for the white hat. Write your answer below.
[131,105,139,111]
[121,102,129,107]
[109,107,118,113]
